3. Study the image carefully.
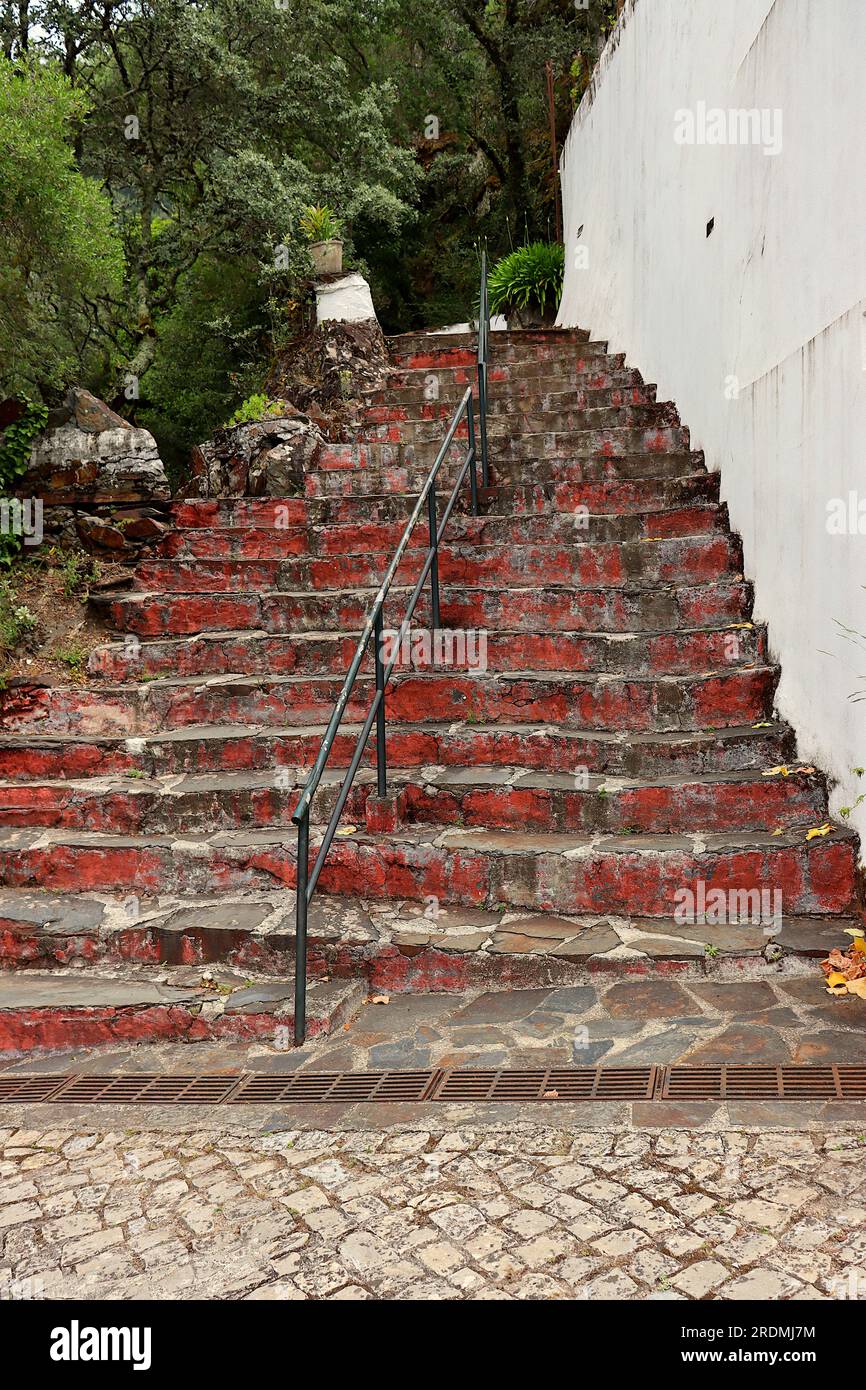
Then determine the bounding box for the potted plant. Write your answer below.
[487,241,565,328]
[300,205,344,277]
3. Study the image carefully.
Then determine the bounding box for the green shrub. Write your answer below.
[487,242,565,318]
[226,394,288,427]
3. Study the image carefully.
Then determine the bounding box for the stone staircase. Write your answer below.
[0,327,861,1054]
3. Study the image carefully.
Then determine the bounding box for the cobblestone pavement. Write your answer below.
[2,1121,865,1301]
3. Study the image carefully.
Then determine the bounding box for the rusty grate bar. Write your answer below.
[1,1065,865,1105]
[660,1065,866,1101]
[227,1069,441,1106]
[48,1074,244,1106]
[0,1075,72,1103]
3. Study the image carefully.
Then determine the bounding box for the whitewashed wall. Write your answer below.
[558,0,866,848]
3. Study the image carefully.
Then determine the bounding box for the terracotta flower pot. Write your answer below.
[309,239,343,277]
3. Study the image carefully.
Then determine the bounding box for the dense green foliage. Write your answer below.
[0,0,617,470]
[0,58,123,396]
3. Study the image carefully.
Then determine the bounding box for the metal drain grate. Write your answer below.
[0,1075,71,1103]
[49,1074,241,1106]
[1,1065,864,1106]
[227,1070,442,1106]
[662,1065,866,1102]
[433,1066,657,1103]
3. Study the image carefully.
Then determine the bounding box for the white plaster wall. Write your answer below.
[558,0,866,849]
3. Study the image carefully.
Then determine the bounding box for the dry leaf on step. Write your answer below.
[805,823,832,840]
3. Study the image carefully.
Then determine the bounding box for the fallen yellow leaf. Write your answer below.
[751,721,773,729]
[826,984,848,996]
[846,978,866,998]
[336,824,357,836]
[827,971,848,987]
[763,765,789,778]
[844,927,866,938]
[806,823,832,840]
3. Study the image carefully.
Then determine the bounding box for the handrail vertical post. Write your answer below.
[373,608,387,796]
[294,810,309,1046]
[477,248,490,488]
[466,398,479,516]
[427,483,441,632]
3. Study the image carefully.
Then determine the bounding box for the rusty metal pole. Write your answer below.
[545,61,562,244]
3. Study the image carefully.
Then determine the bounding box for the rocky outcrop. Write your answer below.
[183,407,323,499]
[13,389,170,557]
[266,318,389,418]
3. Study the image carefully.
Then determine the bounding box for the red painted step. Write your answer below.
[169,472,720,529]
[0,824,856,918]
[0,720,797,783]
[0,765,828,838]
[154,504,727,561]
[1,665,780,738]
[0,972,364,1052]
[131,534,743,595]
[302,451,706,499]
[95,576,752,638]
[88,622,767,682]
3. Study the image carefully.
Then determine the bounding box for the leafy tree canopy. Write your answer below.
[0,0,617,464]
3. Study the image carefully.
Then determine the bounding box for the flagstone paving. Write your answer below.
[1,1120,864,1300]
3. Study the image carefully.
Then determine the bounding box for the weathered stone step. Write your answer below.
[0,823,856,918]
[387,327,590,353]
[1,664,780,737]
[0,719,796,784]
[304,452,707,499]
[155,503,727,561]
[0,968,365,1054]
[389,339,609,369]
[170,472,720,530]
[364,382,659,421]
[312,431,693,475]
[97,577,753,639]
[358,403,681,443]
[373,372,653,408]
[132,534,743,595]
[387,352,626,386]
[0,888,853,987]
[0,765,827,838]
[88,622,767,682]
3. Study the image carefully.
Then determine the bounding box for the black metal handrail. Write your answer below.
[290,259,490,1042]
